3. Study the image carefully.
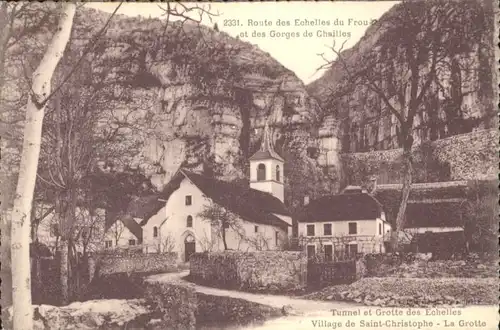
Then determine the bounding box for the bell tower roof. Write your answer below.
[249,122,284,162]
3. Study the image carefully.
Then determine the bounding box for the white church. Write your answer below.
[140,124,292,261]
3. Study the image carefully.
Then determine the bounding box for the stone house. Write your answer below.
[297,188,391,260]
[140,124,292,261]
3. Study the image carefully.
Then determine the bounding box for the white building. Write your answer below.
[297,188,391,260]
[103,216,143,250]
[141,123,292,261]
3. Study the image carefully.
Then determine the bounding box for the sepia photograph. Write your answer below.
[0,1,498,329]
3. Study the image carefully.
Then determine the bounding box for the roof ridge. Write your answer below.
[183,169,284,201]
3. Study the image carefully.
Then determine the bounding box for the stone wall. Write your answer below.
[189,251,307,293]
[431,129,498,180]
[97,252,177,276]
[363,253,497,278]
[341,129,497,185]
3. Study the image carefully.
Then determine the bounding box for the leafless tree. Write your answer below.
[198,201,239,251]
[160,233,176,253]
[197,230,217,252]
[317,0,488,250]
[108,220,126,247]
[244,232,272,251]
[4,1,218,318]
[8,4,77,327]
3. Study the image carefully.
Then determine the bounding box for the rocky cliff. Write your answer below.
[307,0,497,154]
[69,8,340,209]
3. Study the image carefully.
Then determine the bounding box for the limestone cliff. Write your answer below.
[70,8,339,210]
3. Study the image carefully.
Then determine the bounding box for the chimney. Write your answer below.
[303,195,310,206]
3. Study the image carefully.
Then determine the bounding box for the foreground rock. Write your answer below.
[5,278,285,330]
[364,254,498,279]
[4,299,154,330]
[303,277,497,307]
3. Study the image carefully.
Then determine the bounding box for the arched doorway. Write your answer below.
[184,234,196,262]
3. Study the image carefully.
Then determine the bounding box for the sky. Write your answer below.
[87,2,399,84]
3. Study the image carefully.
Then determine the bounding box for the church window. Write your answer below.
[153,226,158,237]
[187,215,193,228]
[257,163,266,181]
[276,165,281,182]
[185,195,192,206]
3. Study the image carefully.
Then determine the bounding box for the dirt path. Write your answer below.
[146,271,357,315]
[146,272,499,330]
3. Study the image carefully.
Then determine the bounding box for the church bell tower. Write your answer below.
[249,122,285,203]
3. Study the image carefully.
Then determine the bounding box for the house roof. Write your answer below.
[404,201,466,228]
[249,122,284,162]
[375,181,469,201]
[105,213,143,242]
[297,193,384,223]
[373,181,469,228]
[140,169,291,230]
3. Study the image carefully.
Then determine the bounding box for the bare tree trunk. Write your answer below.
[222,225,228,250]
[59,240,69,305]
[391,150,413,251]
[88,256,96,284]
[10,4,75,328]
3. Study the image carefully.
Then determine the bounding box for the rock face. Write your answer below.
[70,8,340,209]
[307,0,496,155]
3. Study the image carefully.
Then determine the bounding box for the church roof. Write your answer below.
[140,169,291,230]
[182,170,290,229]
[249,122,284,162]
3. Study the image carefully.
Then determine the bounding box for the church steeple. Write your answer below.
[249,122,284,162]
[249,122,285,203]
